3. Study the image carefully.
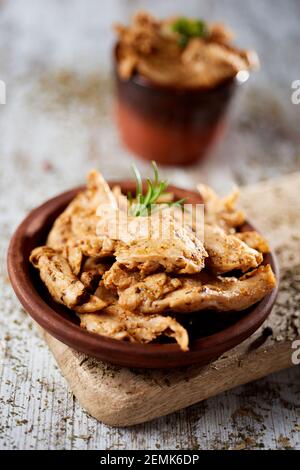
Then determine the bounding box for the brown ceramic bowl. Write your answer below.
[114,46,249,166]
[7,182,279,369]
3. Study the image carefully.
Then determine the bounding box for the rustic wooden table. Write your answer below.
[0,0,299,450]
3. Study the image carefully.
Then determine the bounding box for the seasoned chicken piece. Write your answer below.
[63,242,83,276]
[112,185,129,212]
[75,295,108,314]
[47,169,118,261]
[97,201,171,244]
[47,170,112,248]
[115,235,206,275]
[85,169,117,210]
[208,22,235,44]
[117,272,182,312]
[235,231,270,254]
[97,205,207,275]
[71,213,99,239]
[30,247,107,312]
[115,11,161,79]
[46,205,82,272]
[113,210,207,275]
[204,224,263,274]
[175,209,261,274]
[75,236,118,258]
[80,257,112,292]
[119,265,276,314]
[181,39,250,88]
[78,304,189,351]
[103,262,141,291]
[162,265,276,313]
[47,211,73,251]
[69,172,119,256]
[198,183,245,231]
[94,281,118,305]
[96,209,145,244]
[173,199,262,273]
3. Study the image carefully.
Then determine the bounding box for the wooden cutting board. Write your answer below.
[42,172,300,426]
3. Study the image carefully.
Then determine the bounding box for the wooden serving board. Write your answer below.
[43,172,300,427]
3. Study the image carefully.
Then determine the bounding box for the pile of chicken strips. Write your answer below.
[30,169,276,351]
[115,11,259,89]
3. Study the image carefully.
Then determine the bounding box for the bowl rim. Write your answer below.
[7,182,279,368]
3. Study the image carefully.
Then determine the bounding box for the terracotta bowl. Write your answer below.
[7,182,279,369]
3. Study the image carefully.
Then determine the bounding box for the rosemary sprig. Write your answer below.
[128,161,185,217]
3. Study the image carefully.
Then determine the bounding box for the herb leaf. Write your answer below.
[128,161,185,217]
[171,17,207,47]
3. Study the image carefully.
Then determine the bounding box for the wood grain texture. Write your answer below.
[43,172,300,426]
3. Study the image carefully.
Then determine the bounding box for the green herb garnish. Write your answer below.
[171,17,207,47]
[128,161,185,217]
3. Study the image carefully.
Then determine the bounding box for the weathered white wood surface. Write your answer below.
[0,0,300,450]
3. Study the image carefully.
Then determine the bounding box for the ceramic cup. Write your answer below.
[114,47,249,166]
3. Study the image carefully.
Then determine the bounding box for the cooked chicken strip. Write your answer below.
[173,206,261,274]
[78,304,189,351]
[46,200,88,271]
[236,231,270,254]
[115,235,206,274]
[103,262,141,291]
[119,265,276,314]
[47,169,118,260]
[114,214,207,275]
[162,265,276,313]
[69,172,119,258]
[94,281,117,305]
[80,257,112,292]
[117,272,182,312]
[204,224,263,274]
[80,270,106,293]
[97,203,207,274]
[30,247,107,312]
[47,211,73,251]
[87,169,117,209]
[198,183,245,230]
[63,242,83,276]
[71,213,99,239]
[181,38,252,86]
[75,236,119,258]
[112,185,129,211]
[71,172,117,240]
[47,169,111,249]
[75,295,108,313]
[94,184,207,275]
